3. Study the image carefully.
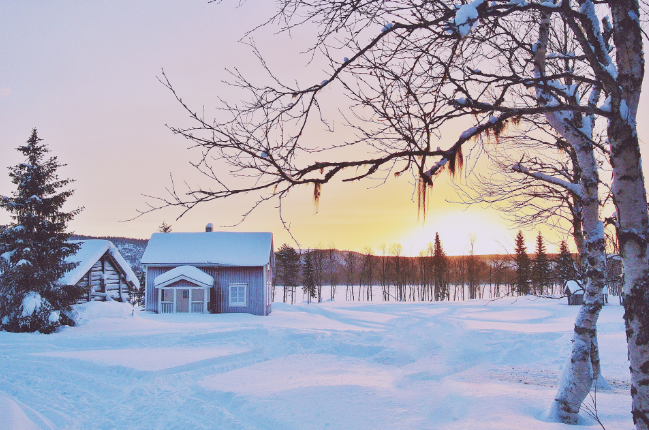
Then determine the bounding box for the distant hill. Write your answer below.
[64,237,563,276]
[70,235,148,272]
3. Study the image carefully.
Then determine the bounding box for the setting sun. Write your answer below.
[400,209,512,256]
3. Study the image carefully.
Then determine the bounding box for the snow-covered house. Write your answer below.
[141,229,274,316]
[563,280,608,305]
[564,280,584,305]
[61,240,140,302]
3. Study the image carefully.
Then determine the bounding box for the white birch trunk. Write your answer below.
[546,132,607,424]
[534,12,608,424]
[609,2,649,428]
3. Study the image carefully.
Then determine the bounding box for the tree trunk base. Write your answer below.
[593,374,613,392]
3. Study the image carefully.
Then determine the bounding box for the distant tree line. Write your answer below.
[273,231,592,303]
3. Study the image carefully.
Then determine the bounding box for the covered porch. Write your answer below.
[154,265,213,314]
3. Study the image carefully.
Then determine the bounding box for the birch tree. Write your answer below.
[343,250,357,301]
[466,234,479,299]
[360,247,376,301]
[379,244,390,301]
[153,0,649,426]
[454,62,613,413]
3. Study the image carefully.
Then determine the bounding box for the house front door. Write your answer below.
[176,289,189,312]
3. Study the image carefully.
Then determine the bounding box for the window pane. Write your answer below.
[192,289,204,302]
[162,289,173,301]
[230,284,246,306]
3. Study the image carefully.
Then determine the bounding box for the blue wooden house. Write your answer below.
[141,228,274,316]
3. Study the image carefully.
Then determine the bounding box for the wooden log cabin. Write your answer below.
[60,240,140,302]
[141,227,274,316]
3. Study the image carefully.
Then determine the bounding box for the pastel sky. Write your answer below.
[1,1,648,256]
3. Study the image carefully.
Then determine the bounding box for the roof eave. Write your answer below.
[142,262,269,267]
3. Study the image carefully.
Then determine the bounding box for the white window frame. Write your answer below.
[229,283,247,307]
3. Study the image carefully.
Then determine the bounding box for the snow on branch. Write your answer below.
[546,52,578,59]
[452,0,484,37]
[424,157,448,177]
[512,162,585,199]
[146,0,625,230]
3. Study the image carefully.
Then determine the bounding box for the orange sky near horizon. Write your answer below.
[0,1,646,257]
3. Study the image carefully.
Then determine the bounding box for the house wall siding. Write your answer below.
[145,266,175,312]
[167,279,208,289]
[145,265,267,315]
[216,267,265,316]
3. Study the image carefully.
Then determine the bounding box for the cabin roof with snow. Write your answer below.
[60,240,139,287]
[564,280,583,295]
[141,232,273,267]
[154,265,214,288]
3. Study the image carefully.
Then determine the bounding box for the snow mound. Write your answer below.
[38,346,250,371]
[543,400,597,425]
[21,292,42,317]
[0,393,39,430]
[70,301,135,325]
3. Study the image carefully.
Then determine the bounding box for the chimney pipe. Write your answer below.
[205,223,213,232]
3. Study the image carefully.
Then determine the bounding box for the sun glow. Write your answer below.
[400,209,513,256]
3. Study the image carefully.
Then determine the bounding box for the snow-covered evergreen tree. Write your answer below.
[0,129,83,334]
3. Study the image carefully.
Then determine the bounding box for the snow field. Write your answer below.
[0,297,631,429]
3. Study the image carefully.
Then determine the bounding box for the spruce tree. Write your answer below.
[302,250,316,303]
[432,232,448,301]
[275,244,300,303]
[0,129,83,333]
[554,240,576,286]
[532,231,550,295]
[514,230,531,295]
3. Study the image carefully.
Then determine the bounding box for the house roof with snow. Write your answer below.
[564,280,583,295]
[141,232,273,267]
[60,240,140,287]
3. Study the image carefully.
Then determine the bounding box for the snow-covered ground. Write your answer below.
[0,297,631,429]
